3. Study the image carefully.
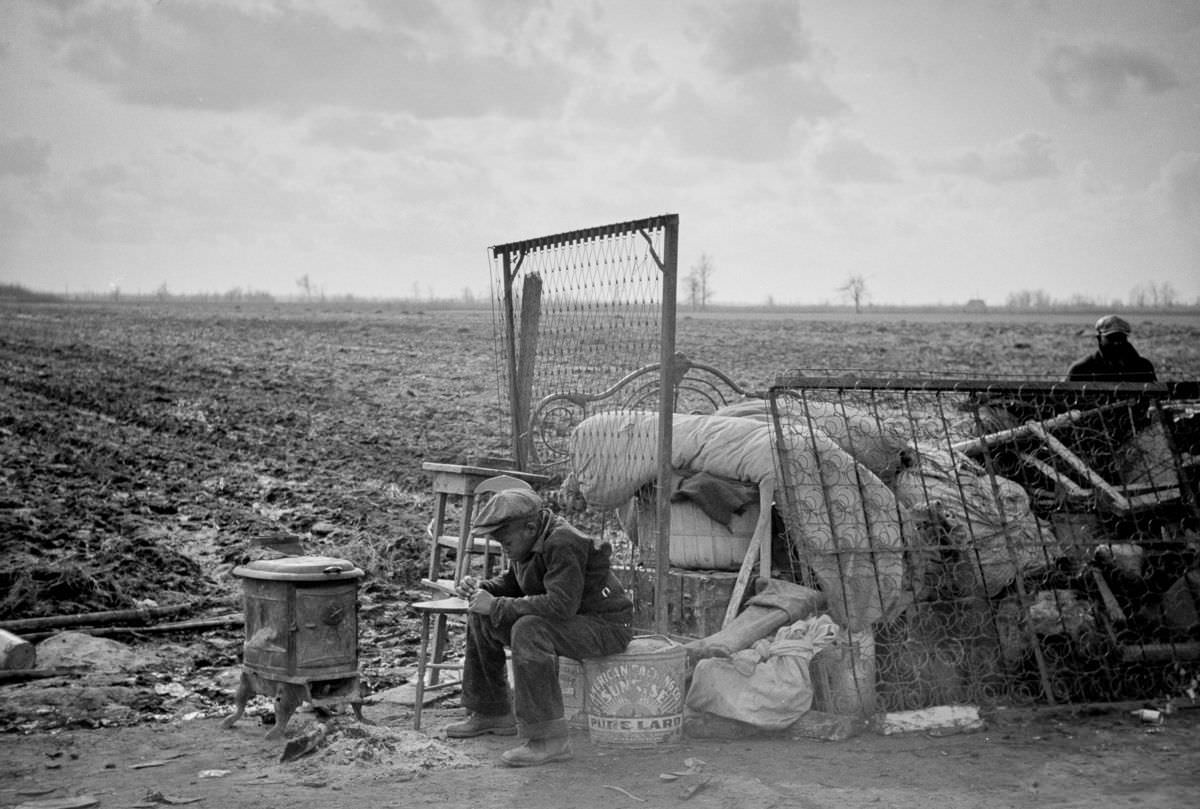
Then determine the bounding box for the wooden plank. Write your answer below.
[950,409,1089,455]
[0,600,228,634]
[1090,568,1127,626]
[722,532,761,630]
[0,628,35,670]
[420,461,549,486]
[513,273,543,469]
[723,481,774,629]
[1017,452,1091,497]
[1027,424,1130,510]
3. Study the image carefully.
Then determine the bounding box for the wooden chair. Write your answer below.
[411,472,540,730]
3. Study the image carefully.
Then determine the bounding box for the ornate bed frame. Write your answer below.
[526,352,760,475]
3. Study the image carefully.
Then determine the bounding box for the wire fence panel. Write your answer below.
[489,215,678,477]
[489,214,681,630]
[768,373,1200,710]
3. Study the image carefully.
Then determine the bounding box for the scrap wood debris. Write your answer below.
[135,791,203,806]
[13,797,99,809]
[602,784,645,802]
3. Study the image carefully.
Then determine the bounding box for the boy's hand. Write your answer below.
[468,589,495,615]
[455,576,478,599]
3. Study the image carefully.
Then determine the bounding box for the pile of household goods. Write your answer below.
[564,400,1056,634]
[561,399,1068,733]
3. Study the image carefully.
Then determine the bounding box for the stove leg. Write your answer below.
[221,669,253,729]
[266,682,306,740]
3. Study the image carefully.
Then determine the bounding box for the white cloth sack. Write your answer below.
[685,614,839,730]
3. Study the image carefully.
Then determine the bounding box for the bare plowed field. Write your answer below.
[2,302,1198,809]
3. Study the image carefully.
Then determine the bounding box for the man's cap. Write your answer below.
[1095,315,1132,336]
[471,488,543,536]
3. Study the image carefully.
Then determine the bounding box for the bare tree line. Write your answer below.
[4,269,1196,311]
[1005,280,1184,310]
[686,260,1192,313]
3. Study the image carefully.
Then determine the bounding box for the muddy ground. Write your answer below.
[3,704,1200,809]
[2,301,1199,809]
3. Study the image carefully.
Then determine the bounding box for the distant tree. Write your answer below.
[155,283,170,301]
[687,253,716,309]
[684,272,700,308]
[296,274,313,301]
[1131,281,1178,308]
[839,274,868,313]
[1005,289,1030,309]
[1005,288,1052,310]
[0,284,60,302]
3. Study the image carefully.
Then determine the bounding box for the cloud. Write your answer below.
[1034,41,1180,111]
[702,0,813,76]
[0,135,52,178]
[918,132,1058,184]
[657,0,844,161]
[306,113,427,153]
[1156,151,1200,222]
[812,134,896,184]
[363,0,449,29]
[38,1,572,119]
[563,7,611,67]
[658,70,843,162]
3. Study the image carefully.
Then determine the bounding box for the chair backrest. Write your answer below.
[474,474,534,496]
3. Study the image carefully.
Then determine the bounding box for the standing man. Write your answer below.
[446,488,633,767]
[1066,315,1157,382]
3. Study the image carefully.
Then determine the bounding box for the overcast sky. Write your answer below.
[2,0,1198,305]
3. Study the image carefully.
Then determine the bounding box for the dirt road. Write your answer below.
[3,700,1198,809]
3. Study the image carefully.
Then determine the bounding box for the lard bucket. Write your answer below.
[583,636,685,747]
[558,656,588,729]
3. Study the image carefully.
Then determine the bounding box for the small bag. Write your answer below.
[685,615,838,730]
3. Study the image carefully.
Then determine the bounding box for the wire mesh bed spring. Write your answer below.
[766,373,1200,710]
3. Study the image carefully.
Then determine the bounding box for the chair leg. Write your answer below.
[428,493,450,581]
[429,614,448,687]
[413,611,432,731]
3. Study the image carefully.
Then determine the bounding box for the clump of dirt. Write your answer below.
[284,721,483,784]
[1,534,214,619]
[322,724,477,769]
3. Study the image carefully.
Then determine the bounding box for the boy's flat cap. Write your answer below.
[1095,315,1132,336]
[471,488,543,535]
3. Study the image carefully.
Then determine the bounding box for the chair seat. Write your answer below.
[412,596,469,613]
[435,534,499,554]
[420,577,459,597]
